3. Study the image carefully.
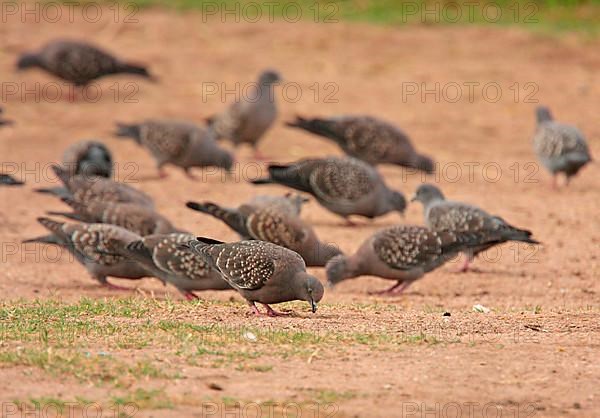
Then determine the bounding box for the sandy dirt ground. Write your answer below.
[1,4,599,417]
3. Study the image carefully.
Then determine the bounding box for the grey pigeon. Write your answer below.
[533,106,592,188]
[287,115,434,173]
[0,106,14,127]
[0,174,24,186]
[48,197,180,237]
[185,238,324,316]
[247,193,309,217]
[251,157,406,224]
[36,164,154,208]
[207,69,281,159]
[17,39,154,86]
[113,233,231,300]
[62,140,113,178]
[186,201,341,266]
[115,120,233,179]
[411,184,540,272]
[326,225,501,294]
[23,217,151,289]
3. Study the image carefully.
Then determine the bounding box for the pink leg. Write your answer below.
[249,302,262,315]
[368,281,410,295]
[157,167,168,179]
[184,291,198,301]
[261,303,290,317]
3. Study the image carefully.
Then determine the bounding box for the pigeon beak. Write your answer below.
[310,299,318,313]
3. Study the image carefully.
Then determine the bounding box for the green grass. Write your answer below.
[72,0,600,33]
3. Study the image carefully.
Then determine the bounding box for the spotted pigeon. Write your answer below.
[48,197,180,237]
[22,217,151,289]
[326,225,502,294]
[186,201,341,266]
[287,115,434,173]
[62,140,113,178]
[251,157,406,224]
[533,106,592,188]
[114,233,231,300]
[35,164,154,208]
[17,39,154,86]
[115,120,233,178]
[206,69,281,159]
[411,184,539,272]
[185,238,324,316]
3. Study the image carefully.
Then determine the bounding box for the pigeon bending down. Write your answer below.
[185,238,324,316]
[287,115,434,173]
[35,164,154,208]
[411,184,540,272]
[326,225,501,295]
[0,174,24,186]
[48,197,180,237]
[113,233,231,300]
[16,39,154,86]
[251,157,406,224]
[22,217,151,289]
[115,120,233,179]
[186,201,341,266]
[533,106,592,188]
[62,140,113,178]
[206,69,281,159]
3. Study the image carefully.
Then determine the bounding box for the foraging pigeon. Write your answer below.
[185,238,324,316]
[48,197,180,237]
[0,174,24,186]
[251,157,406,223]
[62,140,113,178]
[23,217,151,289]
[287,115,434,173]
[533,106,592,188]
[115,120,233,178]
[411,184,540,272]
[326,225,501,294]
[186,201,341,266]
[207,69,281,159]
[114,233,231,300]
[17,39,154,86]
[36,164,154,208]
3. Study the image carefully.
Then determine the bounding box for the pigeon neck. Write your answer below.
[306,241,342,267]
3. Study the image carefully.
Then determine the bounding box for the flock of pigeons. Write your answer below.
[1,39,594,316]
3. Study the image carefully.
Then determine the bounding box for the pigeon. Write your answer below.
[22,217,151,289]
[16,39,154,86]
[326,225,502,294]
[0,106,14,127]
[251,157,407,224]
[287,115,434,173]
[411,184,540,272]
[62,140,113,178]
[0,174,24,186]
[206,69,281,159]
[115,120,234,178]
[35,164,154,208]
[113,233,231,300]
[48,197,180,237]
[246,193,309,217]
[185,238,324,316]
[186,201,341,266]
[533,106,592,188]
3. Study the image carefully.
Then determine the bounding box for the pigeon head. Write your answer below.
[325,254,354,287]
[294,272,324,313]
[388,190,407,214]
[413,154,435,174]
[16,53,41,70]
[258,70,282,85]
[77,143,113,178]
[218,151,235,171]
[536,106,553,124]
[411,183,445,206]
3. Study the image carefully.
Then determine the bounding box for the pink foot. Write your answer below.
[262,304,290,317]
[368,281,409,296]
[184,291,199,301]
